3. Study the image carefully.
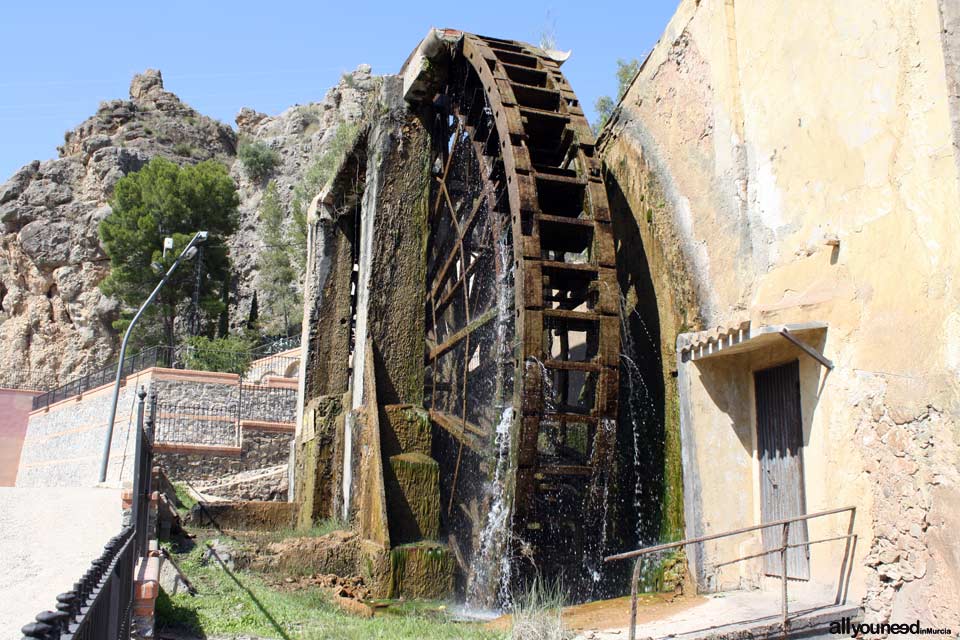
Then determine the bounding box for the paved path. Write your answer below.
[577,583,844,639]
[0,487,121,639]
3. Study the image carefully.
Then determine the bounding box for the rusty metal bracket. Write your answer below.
[779,329,833,370]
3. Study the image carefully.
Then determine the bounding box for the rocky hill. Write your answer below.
[0,66,376,385]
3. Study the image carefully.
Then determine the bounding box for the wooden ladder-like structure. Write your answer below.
[424,32,621,585]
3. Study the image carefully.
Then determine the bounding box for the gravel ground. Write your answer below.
[0,487,121,639]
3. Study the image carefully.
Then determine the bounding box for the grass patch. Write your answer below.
[511,577,573,640]
[261,517,349,543]
[172,482,197,513]
[157,532,502,640]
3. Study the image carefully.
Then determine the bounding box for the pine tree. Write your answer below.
[257,181,302,335]
[99,157,239,349]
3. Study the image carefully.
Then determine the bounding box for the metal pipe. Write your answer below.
[98,231,208,482]
[628,556,642,640]
[781,521,790,639]
[131,388,147,557]
[604,505,855,563]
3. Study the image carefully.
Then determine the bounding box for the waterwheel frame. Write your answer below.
[423,32,621,600]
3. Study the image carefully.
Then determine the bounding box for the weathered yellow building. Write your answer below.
[600,0,960,627]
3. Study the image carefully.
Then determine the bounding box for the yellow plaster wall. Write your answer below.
[602,0,960,624]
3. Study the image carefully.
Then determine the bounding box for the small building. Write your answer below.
[599,0,960,627]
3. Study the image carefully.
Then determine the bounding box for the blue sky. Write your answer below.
[0,1,678,179]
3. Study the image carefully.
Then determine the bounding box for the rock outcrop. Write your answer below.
[0,66,375,384]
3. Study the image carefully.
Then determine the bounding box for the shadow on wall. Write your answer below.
[693,331,828,456]
[605,168,669,561]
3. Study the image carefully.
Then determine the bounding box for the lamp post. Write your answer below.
[98,231,209,483]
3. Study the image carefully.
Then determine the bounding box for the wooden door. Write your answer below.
[755,360,810,580]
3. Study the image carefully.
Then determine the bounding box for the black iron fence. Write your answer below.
[154,384,297,447]
[31,348,171,411]
[21,390,154,640]
[0,368,55,391]
[32,337,301,411]
[155,402,239,447]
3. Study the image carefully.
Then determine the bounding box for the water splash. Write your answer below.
[468,406,515,609]
[341,410,355,520]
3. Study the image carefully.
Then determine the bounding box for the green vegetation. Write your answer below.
[239,140,280,180]
[173,141,194,157]
[263,517,348,543]
[156,533,503,640]
[293,120,361,209]
[257,181,303,335]
[99,156,239,348]
[286,120,362,278]
[180,334,255,375]
[172,482,197,512]
[593,58,642,133]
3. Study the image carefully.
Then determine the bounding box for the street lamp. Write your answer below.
[98,231,209,483]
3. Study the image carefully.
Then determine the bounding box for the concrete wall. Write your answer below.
[600,0,960,626]
[0,388,43,486]
[16,371,152,487]
[16,368,297,489]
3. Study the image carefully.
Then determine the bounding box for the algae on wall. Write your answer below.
[600,137,699,557]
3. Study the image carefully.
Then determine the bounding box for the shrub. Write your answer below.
[238,140,280,180]
[511,578,572,640]
[173,141,195,157]
[180,334,254,375]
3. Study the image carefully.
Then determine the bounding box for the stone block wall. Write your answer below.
[15,368,296,491]
[16,371,152,487]
[154,426,293,500]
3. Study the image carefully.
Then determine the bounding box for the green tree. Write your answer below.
[593,58,641,133]
[181,334,254,375]
[258,181,302,335]
[99,157,240,349]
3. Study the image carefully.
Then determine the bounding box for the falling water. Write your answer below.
[341,410,354,520]
[466,223,517,610]
[586,418,616,589]
[621,353,654,544]
[619,292,664,593]
[467,406,515,608]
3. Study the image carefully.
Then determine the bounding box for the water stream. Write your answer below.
[341,410,354,520]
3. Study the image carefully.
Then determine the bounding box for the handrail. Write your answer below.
[31,343,302,411]
[604,506,857,640]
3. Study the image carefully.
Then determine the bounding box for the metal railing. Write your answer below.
[155,402,240,447]
[32,339,301,411]
[21,390,154,640]
[31,347,171,411]
[604,506,858,640]
[154,384,296,447]
[0,368,54,391]
[251,334,301,357]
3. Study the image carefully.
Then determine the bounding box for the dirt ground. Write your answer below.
[486,592,706,636]
[0,487,121,639]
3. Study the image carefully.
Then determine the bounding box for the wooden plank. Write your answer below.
[429,307,498,360]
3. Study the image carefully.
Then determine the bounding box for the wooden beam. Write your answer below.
[429,307,497,360]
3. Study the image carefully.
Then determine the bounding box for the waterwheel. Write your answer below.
[421,32,621,603]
